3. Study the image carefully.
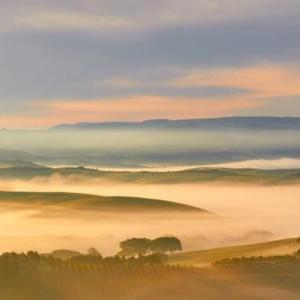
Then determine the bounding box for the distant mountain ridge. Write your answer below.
[52,117,300,131]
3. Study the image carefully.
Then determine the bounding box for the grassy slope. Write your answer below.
[0,191,208,213]
[170,238,300,266]
[1,166,300,184]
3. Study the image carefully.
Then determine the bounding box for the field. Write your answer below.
[170,238,300,266]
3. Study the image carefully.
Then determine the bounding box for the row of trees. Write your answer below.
[118,236,182,257]
[0,251,185,300]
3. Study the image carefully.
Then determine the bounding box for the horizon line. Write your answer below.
[2,115,300,131]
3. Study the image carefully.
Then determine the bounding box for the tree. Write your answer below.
[150,237,182,254]
[118,238,151,257]
[88,247,102,257]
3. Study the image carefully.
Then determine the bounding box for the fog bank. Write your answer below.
[0,178,299,254]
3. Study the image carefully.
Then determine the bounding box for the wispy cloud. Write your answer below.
[11,12,134,31]
[1,0,299,32]
[2,64,300,128]
[43,96,259,117]
[97,77,142,88]
[0,1,300,128]
[0,95,262,128]
[171,65,300,99]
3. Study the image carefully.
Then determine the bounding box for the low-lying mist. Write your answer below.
[1,129,300,166]
[0,177,299,255]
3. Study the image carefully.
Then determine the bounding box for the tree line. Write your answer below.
[0,251,191,300]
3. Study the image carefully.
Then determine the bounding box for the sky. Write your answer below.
[1,0,300,128]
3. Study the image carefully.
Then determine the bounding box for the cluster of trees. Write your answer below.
[118,236,182,257]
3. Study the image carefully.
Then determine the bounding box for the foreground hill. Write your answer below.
[1,165,300,184]
[170,237,300,266]
[0,250,300,300]
[0,191,209,214]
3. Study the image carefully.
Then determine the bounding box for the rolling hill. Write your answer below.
[0,159,42,169]
[0,165,300,184]
[0,191,210,214]
[169,237,300,266]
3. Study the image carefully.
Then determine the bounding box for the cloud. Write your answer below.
[0,95,263,128]
[97,77,142,88]
[1,13,299,103]
[171,65,300,99]
[43,96,259,117]
[1,64,300,128]
[0,1,300,126]
[14,12,134,31]
[1,0,299,32]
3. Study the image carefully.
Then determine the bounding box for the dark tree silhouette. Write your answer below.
[151,237,182,254]
[119,238,152,257]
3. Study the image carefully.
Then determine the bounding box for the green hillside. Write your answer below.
[0,191,209,213]
[170,238,300,266]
